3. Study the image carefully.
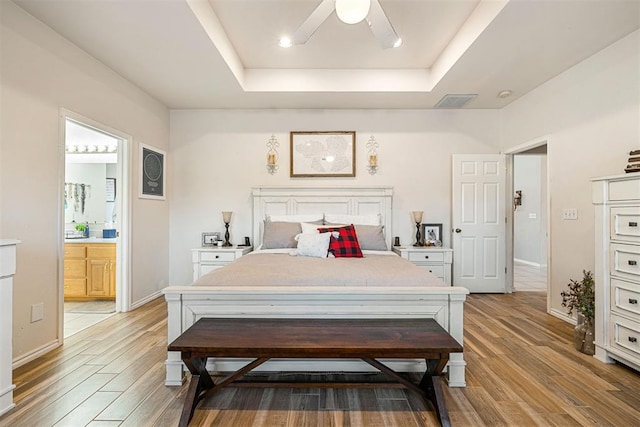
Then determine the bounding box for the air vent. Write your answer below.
[434,94,478,109]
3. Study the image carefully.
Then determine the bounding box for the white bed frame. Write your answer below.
[163,186,468,387]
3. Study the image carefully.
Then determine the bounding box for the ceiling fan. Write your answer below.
[280,0,402,49]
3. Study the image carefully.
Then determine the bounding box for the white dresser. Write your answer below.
[392,246,453,285]
[0,239,20,417]
[192,246,252,281]
[592,174,640,371]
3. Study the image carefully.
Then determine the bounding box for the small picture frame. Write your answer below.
[202,232,220,246]
[422,223,443,246]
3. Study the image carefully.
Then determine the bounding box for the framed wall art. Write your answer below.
[139,143,166,200]
[290,131,356,177]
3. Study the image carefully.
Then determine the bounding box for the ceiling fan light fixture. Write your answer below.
[335,0,371,25]
[393,37,403,48]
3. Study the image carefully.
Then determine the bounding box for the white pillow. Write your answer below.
[324,214,381,226]
[267,213,323,223]
[291,232,337,258]
[300,222,324,234]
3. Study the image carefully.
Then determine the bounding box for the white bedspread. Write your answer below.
[192,252,445,288]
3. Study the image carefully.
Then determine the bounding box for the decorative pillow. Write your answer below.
[324,214,380,226]
[267,213,323,223]
[300,221,326,234]
[319,224,363,258]
[353,224,387,251]
[262,221,301,249]
[291,232,335,258]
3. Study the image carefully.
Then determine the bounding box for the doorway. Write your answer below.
[59,110,131,339]
[511,145,549,293]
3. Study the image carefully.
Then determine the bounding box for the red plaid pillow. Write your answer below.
[319,224,363,258]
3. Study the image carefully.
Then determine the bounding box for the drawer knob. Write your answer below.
[630,221,638,227]
[629,260,638,266]
[424,255,429,259]
[629,337,638,343]
[630,298,638,305]
[215,255,220,259]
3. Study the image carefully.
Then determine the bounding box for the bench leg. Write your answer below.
[418,358,451,427]
[179,357,213,427]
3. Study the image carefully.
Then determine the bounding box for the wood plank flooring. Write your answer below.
[2,292,640,426]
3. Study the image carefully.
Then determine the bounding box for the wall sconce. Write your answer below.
[412,211,424,246]
[514,190,522,210]
[366,135,379,175]
[222,211,233,246]
[266,135,279,175]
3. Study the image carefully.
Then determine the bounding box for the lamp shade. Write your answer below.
[336,0,370,24]
[412,211,423,223]
[222,211,233,223]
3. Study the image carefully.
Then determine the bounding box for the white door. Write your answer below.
[452,154,506,292]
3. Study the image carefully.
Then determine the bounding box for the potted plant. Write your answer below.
[561,270,595,355]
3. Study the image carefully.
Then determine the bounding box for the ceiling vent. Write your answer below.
[434,94,477,109]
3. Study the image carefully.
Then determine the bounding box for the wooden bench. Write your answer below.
[168,317,463,427]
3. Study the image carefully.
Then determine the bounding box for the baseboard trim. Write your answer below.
[549,308,576,325]
[12,339,61,369]
[130,291,163,311]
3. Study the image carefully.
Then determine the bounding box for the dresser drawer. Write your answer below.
[408,251,444,263]
[610,278,640,317]
[609,179,640,202]
[609,314,640,359]
[610,243,640,281]
[419,265,445,278]
[200,252,236,262]
[611,207,640,243]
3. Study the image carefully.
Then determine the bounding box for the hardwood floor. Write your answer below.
[2,292,640,426]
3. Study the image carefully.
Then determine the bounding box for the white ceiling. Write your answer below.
[12,0,640,109]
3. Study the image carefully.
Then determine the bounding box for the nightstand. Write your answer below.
[392,246,453,285]
[192,246,252,281]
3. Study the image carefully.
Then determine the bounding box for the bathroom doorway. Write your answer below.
[60,110,131,338]
[512,145,548,292]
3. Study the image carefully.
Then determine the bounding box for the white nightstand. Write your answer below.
[392,246,453,285]
[192,246,252,281]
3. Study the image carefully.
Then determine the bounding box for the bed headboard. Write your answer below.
[252,186,393,249]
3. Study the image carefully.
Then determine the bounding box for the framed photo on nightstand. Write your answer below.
[202,232,220,246]
[422,223,443,246]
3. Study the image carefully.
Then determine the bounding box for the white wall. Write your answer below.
[513,154,546,266]
[169,109,501,285]
[0,2,170,362]
[501,30,640,317]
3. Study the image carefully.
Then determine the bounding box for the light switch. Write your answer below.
[528,213,537,219]
[562,208,578,220]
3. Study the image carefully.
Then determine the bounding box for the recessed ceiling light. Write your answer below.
[393,37,403,48]
[498,90,512,98]
[278,36,292,48]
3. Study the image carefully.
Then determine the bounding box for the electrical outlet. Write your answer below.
[31,303,44,323]
[562,208,578,220]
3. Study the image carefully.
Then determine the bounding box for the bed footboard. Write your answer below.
[163,286,468,387]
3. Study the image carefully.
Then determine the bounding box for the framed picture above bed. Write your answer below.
[290,131,356,177]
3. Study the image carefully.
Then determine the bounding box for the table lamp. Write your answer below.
[222,211,233,247]
[412,211,423,246]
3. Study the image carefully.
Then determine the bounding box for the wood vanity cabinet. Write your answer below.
[64,242,115,300]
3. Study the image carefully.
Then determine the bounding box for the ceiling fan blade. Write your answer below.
[292,0,336,45]
[367,0,401,49]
